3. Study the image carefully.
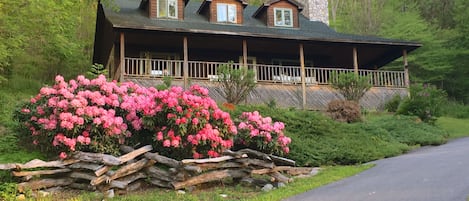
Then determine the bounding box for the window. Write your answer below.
[217,3,236,23]
[158,0,177,19]
[274,8,293,27]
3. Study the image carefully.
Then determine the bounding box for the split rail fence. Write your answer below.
[0,145,316,196]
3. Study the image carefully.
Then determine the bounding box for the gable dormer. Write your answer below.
[253,0,303,28]
[140,0,189,20]
[197,0,248,24]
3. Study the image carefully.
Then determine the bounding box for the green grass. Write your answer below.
[436,117,469,139]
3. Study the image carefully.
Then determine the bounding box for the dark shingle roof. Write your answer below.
[107,0,421,47]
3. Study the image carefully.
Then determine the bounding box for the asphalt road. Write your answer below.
[285,137,469,201]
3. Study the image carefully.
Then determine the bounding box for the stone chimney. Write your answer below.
[297,0,329,25]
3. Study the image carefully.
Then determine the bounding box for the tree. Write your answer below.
[0,1,99,86]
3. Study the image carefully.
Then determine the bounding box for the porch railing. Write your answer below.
[123,58,406,88]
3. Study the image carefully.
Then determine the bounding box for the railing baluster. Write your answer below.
[122,58,406,88]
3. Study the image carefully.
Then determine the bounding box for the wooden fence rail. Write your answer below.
[123,58,407,88]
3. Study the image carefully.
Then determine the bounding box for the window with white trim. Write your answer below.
[217,3,236,23]
[158,0,177,19]
[274,8,293,27]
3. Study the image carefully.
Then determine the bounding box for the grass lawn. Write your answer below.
[436,117,469,139]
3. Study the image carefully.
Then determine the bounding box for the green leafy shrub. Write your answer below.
[384,94,403,112]
[397,84,447,124]
[330,72,371,102]
[327,100,362,123]
[217,63,256,104]
[86,63,108,79]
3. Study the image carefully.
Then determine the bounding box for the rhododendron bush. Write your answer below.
[235,111,291,156]
[15,75,291,159]
[14,75,237,159]
[125,84,237,159]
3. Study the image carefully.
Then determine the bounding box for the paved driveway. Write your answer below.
[285,137,469,201]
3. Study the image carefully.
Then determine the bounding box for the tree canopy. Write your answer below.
[330,0,469,103]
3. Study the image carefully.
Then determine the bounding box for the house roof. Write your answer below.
[106,0,421,48]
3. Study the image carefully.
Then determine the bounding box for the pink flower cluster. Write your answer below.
[20,75,134,157]
[236,111,291,155]
[18,75,237,159]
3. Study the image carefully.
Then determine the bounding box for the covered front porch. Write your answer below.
[96,30,416,109]
[103,31,412,88]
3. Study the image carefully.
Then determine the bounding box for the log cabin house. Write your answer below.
[93,0,421,110]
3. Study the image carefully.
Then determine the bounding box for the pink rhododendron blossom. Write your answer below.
[163,139,171,147]
[59,152,68,159]
[192,118,199,125]
[193,152,202,159]
[236,111,291,155]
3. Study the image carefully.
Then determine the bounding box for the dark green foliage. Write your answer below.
[332,0,469,104]
[0,1,97,87]
[384,95,403,112]
[327,100,362,123]
[217,63,256,104]
[440,101,469,119]
[86,63,108,79]
[330,73,371,102]
[230,105,447,167]
[397,84,447,124]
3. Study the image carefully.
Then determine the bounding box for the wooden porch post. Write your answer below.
[403,49,409,88]
[183,36,189,89]
[119,32,125,82]
[300,44,306,110]
[353,47,358,76]
[242,39,248,66]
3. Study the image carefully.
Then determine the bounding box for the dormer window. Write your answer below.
[158,0,178,19]
[217,3,237,23]
[274,8,293,27]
